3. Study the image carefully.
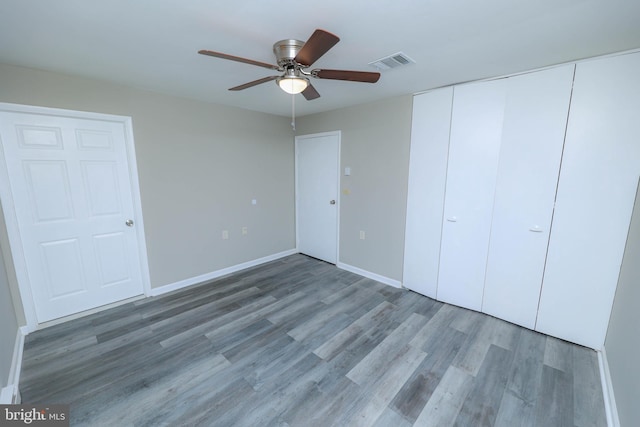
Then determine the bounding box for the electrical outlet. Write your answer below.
[222,230,229,240]
[359,230,365,240]
[242,227,248,235]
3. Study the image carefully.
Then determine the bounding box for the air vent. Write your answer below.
[368,52,415,71]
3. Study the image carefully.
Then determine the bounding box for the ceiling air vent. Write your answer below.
[369,52,415,71]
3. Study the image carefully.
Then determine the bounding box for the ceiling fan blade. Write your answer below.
[229,76,279,91]
[315,69,381,83]
[294,29,340,67]
[198,50,279,70]
[302,84,320,100]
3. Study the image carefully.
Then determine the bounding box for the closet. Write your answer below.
[403,87,453,299]
[481,66,574,329]
[536,52,640,349]
[403,51,640,349]
[437,77,507,312]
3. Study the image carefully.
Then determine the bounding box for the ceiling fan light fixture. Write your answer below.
[199,29,380,100]
[277,75,309,94]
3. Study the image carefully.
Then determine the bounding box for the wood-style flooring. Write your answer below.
[20,254,607,426]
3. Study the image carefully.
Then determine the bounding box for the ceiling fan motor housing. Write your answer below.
[273,39,305,68]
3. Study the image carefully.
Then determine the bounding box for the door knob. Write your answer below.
[329,200,336,205]
[125,219,134,227]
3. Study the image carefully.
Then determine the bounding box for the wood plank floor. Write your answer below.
[20,254,607,426]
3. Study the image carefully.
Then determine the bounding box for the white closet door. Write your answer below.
[437,79,507,311]
[481,65,574,329]
[403,87,453,298]
[537,52,640,350]
[295,132,340,264]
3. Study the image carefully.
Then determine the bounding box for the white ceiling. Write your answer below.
[1,0,640,117]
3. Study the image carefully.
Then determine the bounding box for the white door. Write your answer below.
[0,106,147,323]
[403,87,453,298]
[295,132,339,264]
[537,52,640,349]
[481,65,574,329]
[437,79,507,311]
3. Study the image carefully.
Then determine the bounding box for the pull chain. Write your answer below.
[291,93,296,131]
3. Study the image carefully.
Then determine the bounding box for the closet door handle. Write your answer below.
[446,216,457,222]
[529,226,543,232]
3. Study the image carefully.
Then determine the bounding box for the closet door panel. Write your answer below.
[537,52,640,349]
[403,88,453,298]
[482,65,575,329]
[437,79,507,311]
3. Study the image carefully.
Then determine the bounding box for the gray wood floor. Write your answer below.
[20,254,607,426]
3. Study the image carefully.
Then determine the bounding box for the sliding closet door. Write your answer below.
[403,87,453,298]
[481,65,574,329]
[437,79,507,311]
[537,52,640,349]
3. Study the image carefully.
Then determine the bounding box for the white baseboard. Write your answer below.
[598,348,620,427]
[0,386,14,404]
[149,249,298,297]
[0,326,27,404]
[337,262,402,289]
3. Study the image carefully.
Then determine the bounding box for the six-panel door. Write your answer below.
[0,111,145,322]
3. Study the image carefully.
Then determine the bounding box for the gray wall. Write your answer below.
[0,201,24,325]
[0,63,295,291]
[605,181,640,427]
[296,96,413,282]
[0,226,19,388]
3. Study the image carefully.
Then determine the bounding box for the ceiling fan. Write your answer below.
[198,29,381,100]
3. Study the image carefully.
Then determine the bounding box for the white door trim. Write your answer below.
[0,102,151,331]
[294,130,341,264]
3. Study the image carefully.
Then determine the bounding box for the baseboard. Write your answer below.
[598,348,620,427]
[0,386,14,404]
[149,249,298,297]
[337,262,402,289]
[0,326,27,404]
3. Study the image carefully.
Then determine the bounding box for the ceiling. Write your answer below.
[1,1,640,118]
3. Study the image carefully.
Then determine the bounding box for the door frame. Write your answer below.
[294,130,341,264]
[0,102,152,331]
